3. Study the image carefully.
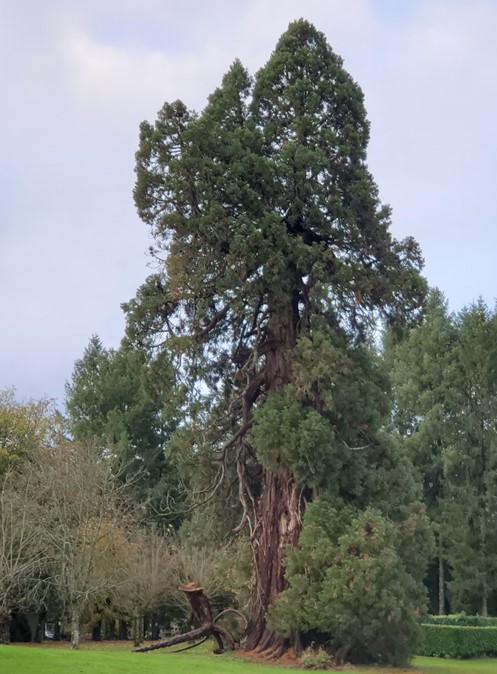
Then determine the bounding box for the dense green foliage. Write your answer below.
[65,335,181,527]
[419,624,497,658]
[426,614,497,627]
[391,297,497,617]
[269,502,428,665]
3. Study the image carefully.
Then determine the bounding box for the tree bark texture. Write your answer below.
[438,550,445,615]
[70,604,80,649]
[245,470,303,655]
[132,614,144,647]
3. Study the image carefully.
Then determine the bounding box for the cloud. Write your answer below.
[2,0,497,406]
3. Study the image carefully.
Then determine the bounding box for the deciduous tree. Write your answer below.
[32,440,131,648]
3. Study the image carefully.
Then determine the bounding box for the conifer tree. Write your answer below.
[390,290,455,614]
[124,20,427,654]
[444,301,497,615]
[66,336,180,528]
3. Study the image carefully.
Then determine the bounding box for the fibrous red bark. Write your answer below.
[245,470,303,656]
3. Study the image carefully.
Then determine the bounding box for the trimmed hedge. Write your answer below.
[426,613,497,627]
[419,624,497,658]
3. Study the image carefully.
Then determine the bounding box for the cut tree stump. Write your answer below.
[132,583,246,654]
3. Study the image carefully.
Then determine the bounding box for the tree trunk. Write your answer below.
[245,469,303,655]
[92,621,102,641]
[103,618,116,640]
[132,614,143,647]
[151,615,160,640]
[133,625,210,653]
[0,611,11,644]
[481,587,488,617]
[242,309,302,656]
[438,551,445,615]
[118,619,128,640]
[71,604,81,649]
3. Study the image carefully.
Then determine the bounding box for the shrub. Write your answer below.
[419,624,497,658]
[300,647,333,670]
[268,502,426,666]
[425,614,497,627]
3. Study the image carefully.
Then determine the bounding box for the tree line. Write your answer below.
[1,19,493,665]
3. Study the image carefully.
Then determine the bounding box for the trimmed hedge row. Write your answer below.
[426,613,497,627]
[419,624,497,658]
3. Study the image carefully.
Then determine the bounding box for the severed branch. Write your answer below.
[132,624,210,653]
[133,584,245,655]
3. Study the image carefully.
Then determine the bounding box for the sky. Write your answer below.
[2,0,497,408]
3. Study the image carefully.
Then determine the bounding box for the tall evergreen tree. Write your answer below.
[124,20,427,654]
[65,337,180,528]
[389,290,455,614]
[443,301,497,616]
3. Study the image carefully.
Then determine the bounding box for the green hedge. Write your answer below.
[419,624,497,658]
[426,613,497,627]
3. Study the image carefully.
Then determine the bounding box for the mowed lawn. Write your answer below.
[2,642,497,674]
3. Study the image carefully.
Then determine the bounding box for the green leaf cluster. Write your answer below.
[249,386,335,485]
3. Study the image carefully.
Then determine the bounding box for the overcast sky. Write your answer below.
[2,0,497,408]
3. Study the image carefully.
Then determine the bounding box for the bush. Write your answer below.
[419,624,497,658]
[268,502,426,666]
[300,647,333,670]
[425,613,497,627]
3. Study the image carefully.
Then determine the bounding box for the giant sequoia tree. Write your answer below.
[124,21,426,654]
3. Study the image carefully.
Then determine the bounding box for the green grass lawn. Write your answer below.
[413,657,497,674]
[2,642,497,674]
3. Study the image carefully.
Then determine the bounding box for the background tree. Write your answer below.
[0,469,47,643]
[32,439,132,648]
[66,336,181,528]
[389,290,455,614]
[118,529,175,646]
[443,301,497,616]
[390,296,497,616]
[124,19,427,657]
[0,389,55,474]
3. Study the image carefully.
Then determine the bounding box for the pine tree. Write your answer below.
[124,20,426,654]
